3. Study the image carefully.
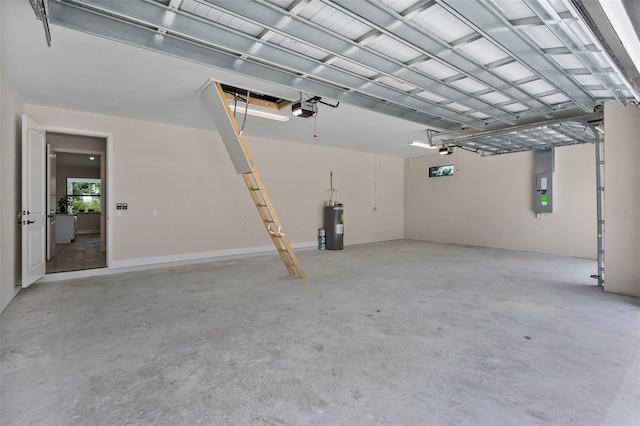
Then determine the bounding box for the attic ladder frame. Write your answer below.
[200,80,306,279]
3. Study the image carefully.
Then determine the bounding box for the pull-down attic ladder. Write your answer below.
[199,80,305,279]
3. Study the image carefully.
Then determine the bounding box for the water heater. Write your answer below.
[324,204,344,250]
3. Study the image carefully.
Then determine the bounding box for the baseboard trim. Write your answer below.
[40,241,318,283]
[110,241,317,269]
[76,230,100,235]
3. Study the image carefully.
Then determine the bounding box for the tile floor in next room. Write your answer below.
[46,233,106,274]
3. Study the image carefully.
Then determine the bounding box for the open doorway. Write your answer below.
[46,132,107,273]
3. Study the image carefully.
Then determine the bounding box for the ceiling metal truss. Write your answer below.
[442,113,603,155]
[40,0,639,138]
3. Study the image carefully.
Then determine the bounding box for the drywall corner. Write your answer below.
[603,102,640,297]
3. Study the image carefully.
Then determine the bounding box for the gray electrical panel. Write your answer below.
[534,173,553,213]
[534,149,554,213]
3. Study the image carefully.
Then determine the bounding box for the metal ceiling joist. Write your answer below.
[523,0,629,104]
[553,125,591,143]
[486,134,529,150]
[202,0,517,126]
[550,123,593,145]
[46,0,459,130]
[467,136,522,153]
[436,0,597,112]
[42,0,636,142]
[48,0,469,130]
[443,113,602,155]
[327,0,553,118]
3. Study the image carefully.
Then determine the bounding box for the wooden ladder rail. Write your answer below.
[242,170,306,278]
[200,80,305,279]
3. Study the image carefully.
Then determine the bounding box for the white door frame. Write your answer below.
[44,126,113,269]
[47,144,56,260]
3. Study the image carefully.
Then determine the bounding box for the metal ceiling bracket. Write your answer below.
[28,0,52,46]
[442,113,602,155]
[425,128,446,145]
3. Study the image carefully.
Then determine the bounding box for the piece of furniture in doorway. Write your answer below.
[55,214,77,244]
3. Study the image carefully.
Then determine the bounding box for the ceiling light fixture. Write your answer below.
[228,102,289,122]
[439,147,453,155]
[89,156,95,160]
[409,141,438,149]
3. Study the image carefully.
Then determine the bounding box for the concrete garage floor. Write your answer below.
[1,240,639,426]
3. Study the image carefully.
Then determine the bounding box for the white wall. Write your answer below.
[0,68,24,312]
[604,102,640,297]
[23,104,403,268]
[404,143,597,258]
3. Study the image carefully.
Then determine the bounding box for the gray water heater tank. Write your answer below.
[324,204,344,250]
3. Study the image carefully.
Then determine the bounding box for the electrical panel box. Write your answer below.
[534,173,553,213]
[534,149,554,214]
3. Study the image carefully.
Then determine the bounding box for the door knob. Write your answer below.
[27,220,36,224]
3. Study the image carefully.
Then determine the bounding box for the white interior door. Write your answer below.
[22,115,47,287]
[47,144,57,260]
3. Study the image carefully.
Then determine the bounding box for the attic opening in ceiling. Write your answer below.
[220,84,291,111]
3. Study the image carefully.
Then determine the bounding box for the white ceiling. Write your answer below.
[1,0,639,157]
[56,152,101,168]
